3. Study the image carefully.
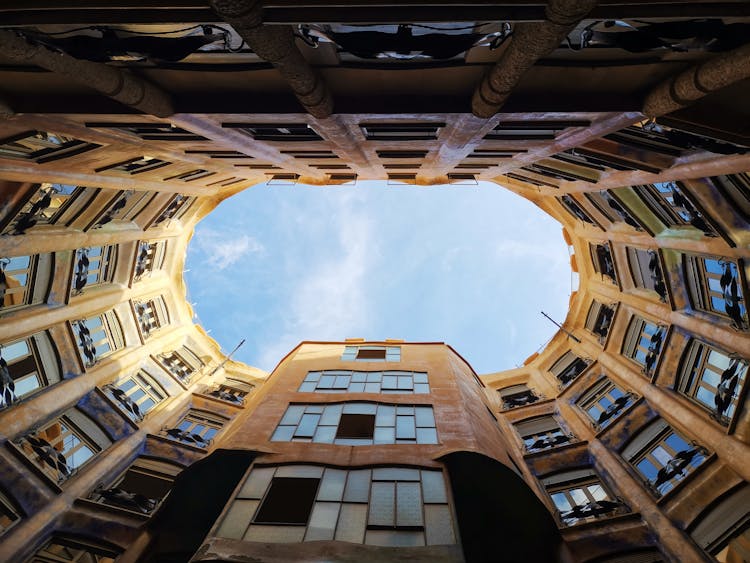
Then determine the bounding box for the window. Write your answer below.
[1,253,52,313]
[578,377,636,430]
[280,150,338,159]
[299,370,428,394]
[0,489,19,536]
[95,156,170,175]
[543,469,626,526]
[483,120,589,141]
[558,195,596,225]
[85,121,207,141]
[584,191,642,230]
[376,150,427,159]
[88,190,155,229]
[216,465,455,546]
[515,416,573,453]
[622,316,665,376]
[17,409,112,483]
[360,122,444,141]
[468,149,525,159]
[70,246,116,295]
[1,184,81,236]
[163,409,225,448]
[271,403,438,445]
[387,173,417,184]
[267,173,299,185]
[156,347,203,384]
[684,255,747,330]
[27,537,119,562]
[678,340,748,425]
[713,172,750,221]
[690,484,750,559]
[590,242,617,283]
[498,384,540,410]
[134,296,169,339]
[585,300,616,344]
[223,123,322,141]
[627,247,667,302]
[90,457,180,515]
[520,162,596,184]
[151,194,193,227]
[549,351,590,387]
[106,371,166,422]
[0,332,61,409]
[206,378,255,405]
[185,149,253,159]
[623,418,707,497]
[634,181,717,236]
[73,311,124,367]
[341,346,400,362]
[163,168,216,182]
[0,130,100,163]
[133,240,167,281]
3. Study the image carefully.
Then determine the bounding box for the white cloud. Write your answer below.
[257,192,375,369]
[192,228,264,270]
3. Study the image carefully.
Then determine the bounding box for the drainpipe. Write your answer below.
[643,42,750,118]
[0,29,174,118]
[471,0,597,118]
[211,0,333,118]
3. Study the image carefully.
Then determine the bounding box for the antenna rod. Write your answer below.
[541,311,581,343]
[209,338,247,376]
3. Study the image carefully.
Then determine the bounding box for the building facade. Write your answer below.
[0,1,749,561]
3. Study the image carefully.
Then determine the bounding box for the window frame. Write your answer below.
[341,346,401,362]
[544,470,626,527]
[577,376,636,431]
[514,415,574,453]
[107,370,167,422]
[69,245,116,296]
[683,254,748,330]
[621,316,666,377]
[0,130,100,163]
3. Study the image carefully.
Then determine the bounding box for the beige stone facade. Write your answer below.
[0,2,749,561]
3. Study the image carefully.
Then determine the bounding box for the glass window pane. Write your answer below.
[421,471,447,503]
[396,482,423,526]
[318,469,347,501]
[343,470,371,502]
[305,502,340,541]
[369,482,395,526]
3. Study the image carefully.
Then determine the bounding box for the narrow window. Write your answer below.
[634,181,717,236]
[684,255,747,330]
[70,246,116,295]
[0,130,100,163]
[624,418,707,497]
[133,240,166,281]
[544,469,626,526]
[360,122,444,141]
[678,340,748,425]
[107,371,166,422]
[150,194,193,227]
[73,311,124,367]
[515,416,573,452]
[164,410,225,447]
[585,300,616,344]
[549,351,590,387]
[96,156,170,175]
[1,254,51,313]
[578,377,636,430]
[590,242,617,283]
[558,195,596,225]
[0,332,61,408]
[499,384,540,410]
[85,122,207,141]
[1,184,80,236]
[156,347,203,384]
[222,123,322,141]
[134,296,169,339]
[626,247,667,302]
[622,316,665,376]
[89,189,155,229]
[584,191,642,230]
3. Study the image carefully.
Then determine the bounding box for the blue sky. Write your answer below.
[184,180,573,374]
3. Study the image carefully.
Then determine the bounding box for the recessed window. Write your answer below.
[272,403,438,445]
[627,247,667,302]
[96,156,170,175]
[107,371,166,422]
[134,295,169,339]
[585,300,616,344]
[151,194,193,228]
[88,190,155,230]
[164,409,225,448]
[1,253,53,313]
[206,378,255,404]
[634,181,717,236]
[712,172,750,221]
[163,169,216,183]
[28,537,120,563]
[590,242,617,284]
[468,149,525,159]
[16,408,112,483]
[70,246,116,296]
[483,120,589,141]
[622,316,665,376]
[543,469,626,526]
[73,311,124,367]
[86,121,207,141]
[678,339,748,425]
[1,184,80,236]
[280,150,338,159]
[376,150,428,159]
[0,489,19,536]
[549,351,590,387]
[223,123,322,142]
[0,332,61,409]
[578,376,636,430]
[360,122,444,141]
[515,415,573,453]
[585,191,642,230]
[498,384,540,410]
[342,346,400,362]
[299,370,429,394]
[156,347,203,384]
[684,254,747,330]
[558,195,596,225]
[133,240,167,281]
[623,418,708,497]
[255,477,320,524]
[90,456,180,515]
[0,130,100,163]
[520,162,596,184]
